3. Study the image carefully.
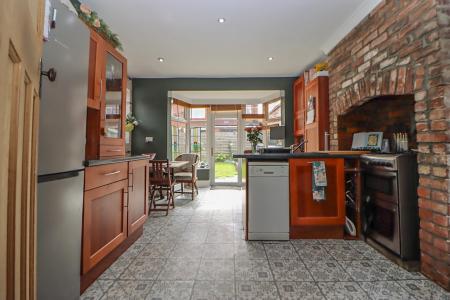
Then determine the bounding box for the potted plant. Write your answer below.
[125,113,139,132]
[245,126,263,153]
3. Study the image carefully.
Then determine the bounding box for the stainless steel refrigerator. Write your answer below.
[37,1,89,299]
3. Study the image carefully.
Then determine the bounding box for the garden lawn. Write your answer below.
[214,162,238,179]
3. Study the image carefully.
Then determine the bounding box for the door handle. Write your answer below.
[103,170,121,176]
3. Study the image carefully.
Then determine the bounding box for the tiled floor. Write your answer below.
[81,188,450,300]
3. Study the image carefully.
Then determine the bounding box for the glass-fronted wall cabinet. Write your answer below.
[86,29,127,160]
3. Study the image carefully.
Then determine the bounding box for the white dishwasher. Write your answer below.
[248,161,289,240]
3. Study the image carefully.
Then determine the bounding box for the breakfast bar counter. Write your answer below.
[234,151,366,240]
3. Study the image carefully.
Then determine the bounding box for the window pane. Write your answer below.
[191,108,206,120]
[245,104,263,114]
[268,100,281,120]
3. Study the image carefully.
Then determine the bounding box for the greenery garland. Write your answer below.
[69,0,123,50]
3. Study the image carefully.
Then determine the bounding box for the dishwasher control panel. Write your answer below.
[248,162,289,177]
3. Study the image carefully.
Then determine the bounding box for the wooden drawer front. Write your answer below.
[82,180,128,274]
[100,144,125,158]
[127,160,149,235]
[85,162,128,190]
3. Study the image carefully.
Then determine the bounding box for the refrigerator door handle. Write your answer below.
[38,170,82,183]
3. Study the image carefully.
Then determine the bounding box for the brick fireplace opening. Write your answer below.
[327,0,450,290]
[337,95,416,151]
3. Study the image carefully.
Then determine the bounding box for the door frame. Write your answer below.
[210,109,244,187]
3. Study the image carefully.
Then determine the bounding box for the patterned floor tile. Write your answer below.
[359,281,415,300]
[318,281,370,300]
[101,280,153,299]
[293,244,334,261]
[98,256,134,280]
[197,259,235,280]
[138,242,176,259]
[157,257,201,280]
[170,242,205,259]
[236,281,280,300]
[325,244,367,261]
[338,260,392,281]
[148,280,194,300]
[203,243,235,259]
[120,242,147,260]
[235,259,274,281]
[120,258,166,280]
[178,228,208,243]
[276,281,325,300]
[264,242,299,260]
[192,280,235,300]
[290,239,322,246]
[304,260,352,282]
[397,280,450,299]
[81,279,114,300]
[375,260,426,280]
[318,239,349,246]
[234,241,267,259]
[269,259,314,282]
[346,241,387,260]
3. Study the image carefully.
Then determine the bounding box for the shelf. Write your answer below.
[344,168,363,173]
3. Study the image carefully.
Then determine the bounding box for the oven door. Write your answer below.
[362,169,401,255]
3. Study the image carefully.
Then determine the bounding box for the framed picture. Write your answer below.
[306,96,315,124]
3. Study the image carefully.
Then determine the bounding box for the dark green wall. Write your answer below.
[132,77,296,159]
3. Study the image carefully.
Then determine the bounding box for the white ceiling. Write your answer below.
[170,90,282,105]
[83,0,382,78]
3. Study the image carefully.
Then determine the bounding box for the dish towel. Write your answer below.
[312,161,327,201]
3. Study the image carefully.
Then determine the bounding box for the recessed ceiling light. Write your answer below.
[268,57,274,61]
[157,57,164,62]
[218,18,226,23]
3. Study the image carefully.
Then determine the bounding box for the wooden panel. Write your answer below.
[304,76,329,152]
[293,75,305,137]
[87,30,103,110]
[0,0,44,298]
[85,162,128,191]
[99,144,126,158]
[290,158,345,227]
[127,159,149,235]
[82,180,128,274]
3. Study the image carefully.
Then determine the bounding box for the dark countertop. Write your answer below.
[84,154,150,167]
[233,151,368,160]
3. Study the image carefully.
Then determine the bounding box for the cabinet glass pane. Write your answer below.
[104,53,123,138]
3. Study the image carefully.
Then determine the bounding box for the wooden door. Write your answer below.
[87,30,104,110]
[99,43,127,153]
[127,160,149,235]
[304,76,329,152]
[290,158,345,226]
[293,76,305,137]
[0,0,45,299]
[82,180,128,274]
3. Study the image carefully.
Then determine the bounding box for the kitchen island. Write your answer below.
[234,151,367,240]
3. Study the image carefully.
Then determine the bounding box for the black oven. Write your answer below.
[361,153,419,260]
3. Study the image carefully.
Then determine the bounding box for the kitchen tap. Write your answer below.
[290,140,307,153]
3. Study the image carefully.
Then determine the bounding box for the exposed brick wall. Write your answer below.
[327,0,450,290]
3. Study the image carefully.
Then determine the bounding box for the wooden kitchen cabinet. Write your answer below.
[290,158,345,238]
[304,75,329,152]
[293,75,306,138]
[81,158,150,285]
[127,160,149,235]
[82,179,128,274]
[86,29,127,160]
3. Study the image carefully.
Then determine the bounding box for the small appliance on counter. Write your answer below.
[351,132,383,151]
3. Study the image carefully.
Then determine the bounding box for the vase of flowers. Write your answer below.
[125,113,139,132]
[245,126,263,153]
